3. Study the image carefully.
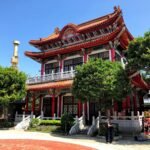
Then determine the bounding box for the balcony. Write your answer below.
[27,70,76,84]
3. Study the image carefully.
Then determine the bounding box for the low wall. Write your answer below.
[99,111,143,133]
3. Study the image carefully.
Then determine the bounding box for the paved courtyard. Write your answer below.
[0,130,149,150]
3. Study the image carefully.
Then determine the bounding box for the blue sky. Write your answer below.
[0,0,150,76]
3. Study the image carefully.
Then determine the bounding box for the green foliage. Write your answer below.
[0,120,14,128]
[72,59,131,109]
[28,119,63,134]
[0,66,27,106]
[61,114,74,133]
[99,123,107,136]
[28,125,61,133]
[127,31,150,84]
[30,118,40,128]
[98,122,119,136]
[39,120,61,126]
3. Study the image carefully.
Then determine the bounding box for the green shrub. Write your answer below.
[39,120,61,126]
[99,123,107,136]
[0,120,14,128]
[98,122,119,136]
[30,118,40,128]
[61,114,74,134]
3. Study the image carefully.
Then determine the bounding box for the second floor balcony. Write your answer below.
[27,70,76,85]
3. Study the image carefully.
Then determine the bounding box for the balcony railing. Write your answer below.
[27,70,76,84]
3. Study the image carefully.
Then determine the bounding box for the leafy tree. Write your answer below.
[0,66,27,119]
[127,31,150,84]
[72,59,131,112]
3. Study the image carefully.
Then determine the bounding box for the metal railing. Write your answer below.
[27,70,76,84]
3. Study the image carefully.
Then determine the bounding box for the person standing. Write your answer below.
[105,118,113,143]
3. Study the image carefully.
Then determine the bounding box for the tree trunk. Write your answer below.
[3,105,8,120]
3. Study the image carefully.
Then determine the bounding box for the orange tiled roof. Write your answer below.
[131,74,149,90]
[29,6,122,45]
[25,24,126,59]
[27,80,73,91]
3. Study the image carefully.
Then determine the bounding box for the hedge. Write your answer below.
[39,120,61,126]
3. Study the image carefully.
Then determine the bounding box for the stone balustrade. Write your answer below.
[27,70,76,84]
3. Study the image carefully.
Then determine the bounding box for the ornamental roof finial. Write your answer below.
[114,6,121,12]
[54,27,60,34]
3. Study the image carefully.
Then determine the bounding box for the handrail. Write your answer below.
[15,115,31,130]
[69,115,85,135]
[27,70,76,84]
[87,116,99,136]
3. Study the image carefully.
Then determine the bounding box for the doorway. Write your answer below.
[43,97,57,117]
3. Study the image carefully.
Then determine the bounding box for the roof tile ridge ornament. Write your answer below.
[25,26,122,58]
[54,27,60,34]
[61,23,78,33]
[114,6,121,13]
[59,23,78,39]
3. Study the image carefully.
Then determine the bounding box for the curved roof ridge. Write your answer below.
[78,6,121,27]
[29,6,122,46]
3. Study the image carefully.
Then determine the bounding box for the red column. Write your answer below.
[83,53,87,63]
[122,99,126,110]
[41,63,45,76]
[84,102,87,116]
[72,96,74,114]
[59,95,62,117]
[110,49,115,62]
[59,59,63,72]
[52,94,55,117]
[39,95,42,112]
[78,101,80,117]
[133,93,137,113]
[126,96,130,109]
[113,101,118,112]
[25,96,29,113]
[32,94,35,113]
[78,101,82,117]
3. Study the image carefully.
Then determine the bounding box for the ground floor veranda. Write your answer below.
[24,86,144,123]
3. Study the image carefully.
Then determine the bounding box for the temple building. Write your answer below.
[24,6,149,121]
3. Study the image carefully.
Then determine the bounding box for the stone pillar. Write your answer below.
[92,116,96,125]
[22,111,25,120]
[41,110,44,119]
[131,111,134,121]
[71,66,74,77]
[113,111,117,120]
[109,48,115,62]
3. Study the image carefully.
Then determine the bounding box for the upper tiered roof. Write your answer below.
[25,6,133,62]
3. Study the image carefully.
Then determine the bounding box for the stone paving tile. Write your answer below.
[0,130,149,150]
